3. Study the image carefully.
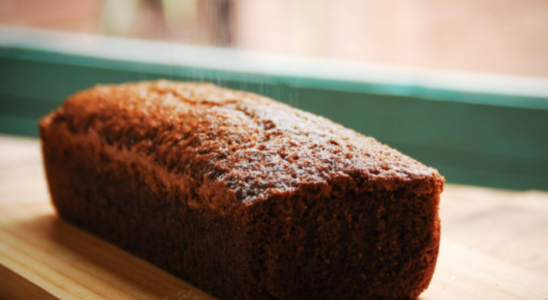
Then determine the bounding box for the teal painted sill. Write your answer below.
[1,27,547,191]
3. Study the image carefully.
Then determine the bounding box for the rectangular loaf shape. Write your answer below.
[40,81,443,300]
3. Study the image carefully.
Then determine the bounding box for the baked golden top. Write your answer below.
[48,80,442,203]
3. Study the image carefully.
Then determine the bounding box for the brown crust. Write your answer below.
[40,81,444,300]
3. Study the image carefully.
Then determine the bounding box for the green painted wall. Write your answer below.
[1,47,547,190]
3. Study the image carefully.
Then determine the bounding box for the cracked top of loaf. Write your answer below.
[47,80,443,203]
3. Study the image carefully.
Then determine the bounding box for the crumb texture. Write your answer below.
[40,81,444,300]
[51,81,441,203]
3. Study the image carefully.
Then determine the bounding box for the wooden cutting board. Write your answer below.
[1,200,547,300]
[1,135,548,300]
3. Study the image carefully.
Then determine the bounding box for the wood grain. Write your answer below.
[1,134,548,299]
[0,262,59,300]
[421,241,548,300]
[0,203,216,300]
[439,185,548,277]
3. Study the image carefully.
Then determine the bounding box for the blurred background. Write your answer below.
[1,0,547,190]
[2,0,548,76]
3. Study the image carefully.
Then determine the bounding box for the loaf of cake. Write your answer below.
[40,81,443,300]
